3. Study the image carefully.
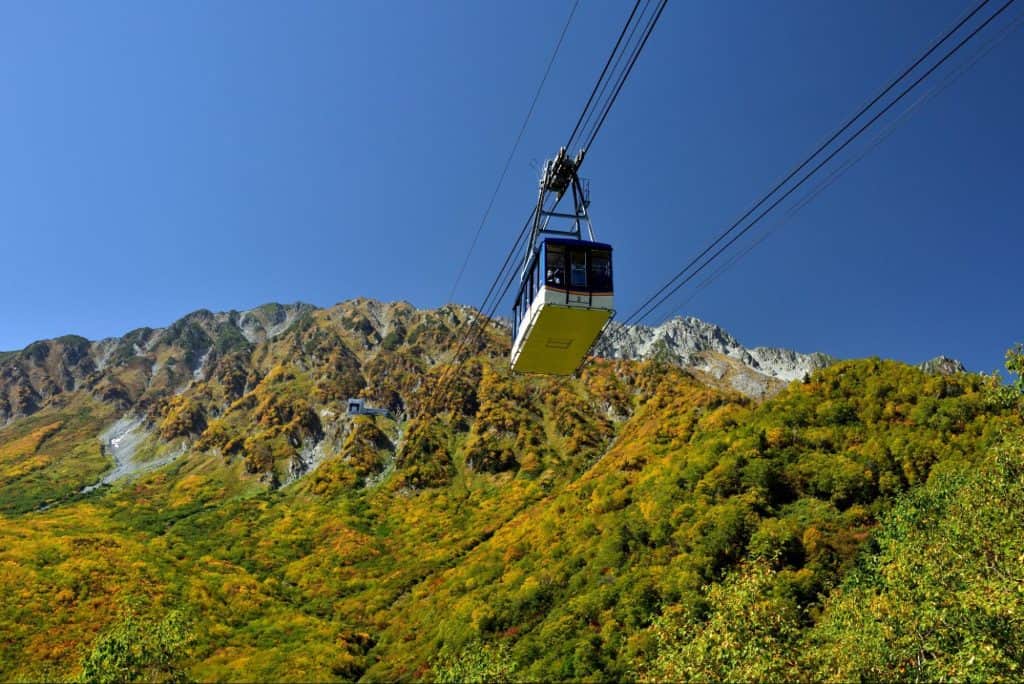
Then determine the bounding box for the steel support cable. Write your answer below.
[613,0,1017,336]
[659,6,1024,323]
[427,263,524,414]
[425,211,534,414]
[450,189,559,364]
[426,208,534,411]
[447,0,581,305]
[591,4,1022,363]
[426,180,575,414]
[426,188,567,415]
[565,0,645,153]
[581,0,669,152]
[471,210,534,337]
[439,0,667,394]
[428,1,669,411]
[572,0,655,154]
[611,0,996,334]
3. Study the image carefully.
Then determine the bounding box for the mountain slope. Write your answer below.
[1,303,828,427]
[0,300,832,513]
[597,317,834,380]
[0,299,1017,682]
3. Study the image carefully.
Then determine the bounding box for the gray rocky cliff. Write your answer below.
[594,316,835,394]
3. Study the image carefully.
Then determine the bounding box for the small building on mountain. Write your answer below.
[346,398,391,418]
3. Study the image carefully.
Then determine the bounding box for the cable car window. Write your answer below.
[545,245,565,287]
[590,250,612,291]
[570,251,587,288]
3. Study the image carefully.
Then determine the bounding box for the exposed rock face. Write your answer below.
[0,336,97,422]
[0,297,978,504]
[594,316,834,394]
[0,303,315,423]
[0,300,968,426]
[918,355,968,375]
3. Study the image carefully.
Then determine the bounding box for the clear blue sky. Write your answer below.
[1,1,1021,373]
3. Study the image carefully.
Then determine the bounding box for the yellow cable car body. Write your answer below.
[509,148,614,375]
[510,238,613,375]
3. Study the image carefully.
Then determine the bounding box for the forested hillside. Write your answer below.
[0,301,1020,681]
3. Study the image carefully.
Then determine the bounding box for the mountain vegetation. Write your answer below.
[0,299,1020,681]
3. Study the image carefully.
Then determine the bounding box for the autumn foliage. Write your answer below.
[0,301,1021,681]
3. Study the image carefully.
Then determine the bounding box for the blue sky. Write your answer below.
[1,0,1021,374]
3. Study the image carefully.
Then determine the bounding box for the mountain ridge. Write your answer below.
[1,299,966,426]
[0,297,1018,683]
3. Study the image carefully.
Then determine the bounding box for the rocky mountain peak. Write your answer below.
[237,302,315,344]
[0,300,973,426]
[594,315,834,394]
[918,355,967,375]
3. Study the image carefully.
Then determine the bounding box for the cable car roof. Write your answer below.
[541,236,613,251]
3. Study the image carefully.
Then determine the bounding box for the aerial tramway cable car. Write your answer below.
[510,148,614,375]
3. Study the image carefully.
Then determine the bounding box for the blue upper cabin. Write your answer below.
[512,237,614,336]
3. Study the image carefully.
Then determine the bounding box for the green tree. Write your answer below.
[805,437,1024,681]
[433,640,518,684]
[988,343,1024,411]
[1006,343,1024,395]
[77,610,193,684]
[643,560,802,682]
